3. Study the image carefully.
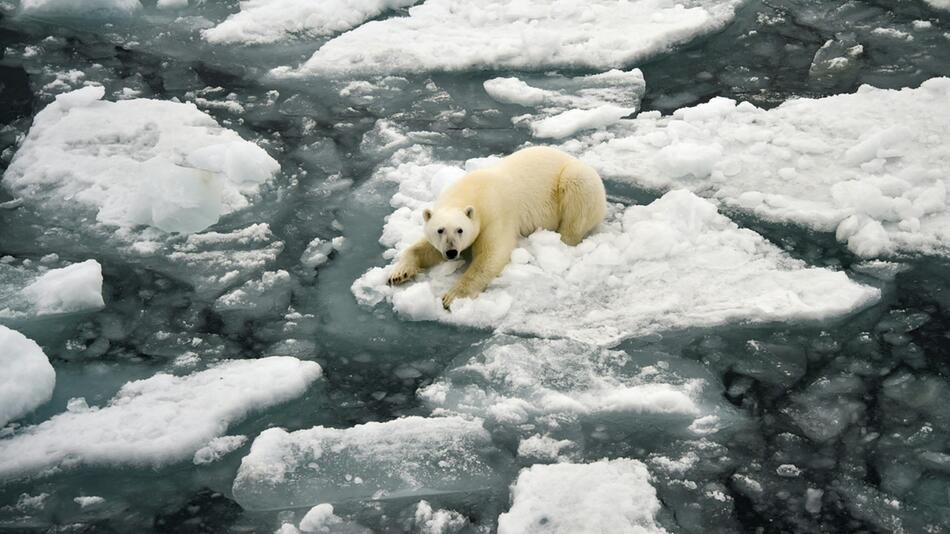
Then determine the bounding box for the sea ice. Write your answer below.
[419,335,710,427]
[352,147,880,346]
[484,69,645,139]
[1,259,103,320]
[203,0,419,45]
[275,0,746,75]
[497,458,667,534]
[3,86,280,234]
[0,356,322,480]
[232,415,500,510]
[0,325,55,427]
[573,78,950,257]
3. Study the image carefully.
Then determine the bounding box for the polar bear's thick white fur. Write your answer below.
[388,146,607,309]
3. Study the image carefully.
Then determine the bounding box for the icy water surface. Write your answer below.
[2,0,950,532]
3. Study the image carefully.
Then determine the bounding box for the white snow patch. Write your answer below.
[3,86,280,234]
[0,326,55,427]
[233,416,496,510]
[275,0,746,75]
[203,0,419,45]
[352,146,879,346]
[497,459,667,534]
[0,357,322,479]
[575,78,950,257]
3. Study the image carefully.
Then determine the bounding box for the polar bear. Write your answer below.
[388,146,607,309]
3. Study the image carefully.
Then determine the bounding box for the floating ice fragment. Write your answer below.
[233,416,500,510]
[1,259,103,321]
[193,435,248,465]
[3,87,280,234]
[576,78,950,257]
[73,496,105,508]
[0,357,322,480]
[0,326,55,427]
[412,500,468,534]
[353,147,879,345]
[497,459,667,534]
[20,0,141,16]
[278,0,746,75]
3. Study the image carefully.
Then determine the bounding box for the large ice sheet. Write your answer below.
[497,459,667,534]
[0,356,322,480]
[420,336,706,425]
[352,147,879,346]
[203,0,419,45]
[275,0,746,76]
[573,78,950,258]
[3,86,279,234]
[484,69,645,139]
[233,415,499,510]
[0,326,55,427]
[0,259,103,320]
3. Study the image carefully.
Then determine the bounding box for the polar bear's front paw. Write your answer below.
[441,285,473,310]
[388,262,418,286]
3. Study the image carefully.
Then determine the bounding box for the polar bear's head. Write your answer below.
[422,205,479,260]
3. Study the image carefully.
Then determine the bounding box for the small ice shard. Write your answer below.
[353,147,880,345]
[0,326,55,427]
[0,357,322,480]
[73,495,105,508]
[412,500,468,534]
[232,416,501,510]
[577,78,950,257]
[203,0,420,45]
[484,69,645,139]
[497,459,667,534]
[277,0,746,75]
[1,259,103,320]
[193,435,248,465]
[3,86,280,234]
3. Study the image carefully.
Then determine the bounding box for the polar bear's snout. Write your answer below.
[446,249,459,260]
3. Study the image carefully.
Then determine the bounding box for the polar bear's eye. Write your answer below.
[457,229,463,234]
[437,228,444,234]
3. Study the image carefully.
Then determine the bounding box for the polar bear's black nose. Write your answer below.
[446,249,458,260]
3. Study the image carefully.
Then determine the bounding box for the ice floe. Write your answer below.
[276,0,746,76]
[497,459,667,534]
[420,336,710,427]
[483,69,645,139]
[352,147,879,346]
[0,326,55,427]
[573,78,950,258]
[203,0,419,45]
[3,86,279,234]
[0,356,322,480]
[233,415,500,510]
[1,259,103,320]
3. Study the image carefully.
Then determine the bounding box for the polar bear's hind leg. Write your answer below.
[556,160,607,246]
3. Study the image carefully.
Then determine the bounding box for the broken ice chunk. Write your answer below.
[232,416,501,510]
[0,357,322,480]
[1,259,103,321]
[497,459,667,534]
[0,326,55,427]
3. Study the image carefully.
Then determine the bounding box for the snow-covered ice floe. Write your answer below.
[233,415,501,510]
[483,69,645,139]
[0,356,321,480]
[0,326,55,428]
[0,259,103,321]
[3,86,279,235]
[497,459,667,534]
[352,147,879,346]
[274,0,746,76]
[420,335,724,431]
[573,78,950,258]
[202,0,420,45]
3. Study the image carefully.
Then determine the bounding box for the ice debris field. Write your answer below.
[2,0,950,533]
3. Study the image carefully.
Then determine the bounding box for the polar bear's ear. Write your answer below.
[422,208,432,222]
[465,206,475,219]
